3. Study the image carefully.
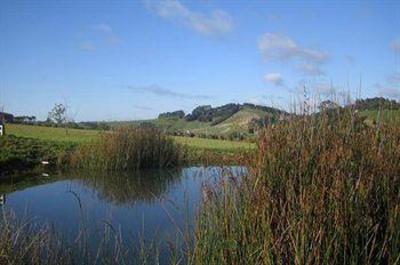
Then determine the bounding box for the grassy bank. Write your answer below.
[192,109,400,264]
[1,124,254,173]
[7,124,254,153]
[0,135,73,176]
[6,124,100,144]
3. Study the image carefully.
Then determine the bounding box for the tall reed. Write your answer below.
[0,209,163,265]
[192,108,400,264]
[70,126,184,171]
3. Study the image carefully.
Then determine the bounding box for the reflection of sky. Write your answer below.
[2,166,247,263]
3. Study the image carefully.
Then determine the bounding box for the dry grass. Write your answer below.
[192,108,400,264]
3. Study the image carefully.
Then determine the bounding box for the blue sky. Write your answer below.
[1,0,399,121]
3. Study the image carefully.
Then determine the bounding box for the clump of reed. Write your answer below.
[192,107,400,264]
[70,126,185,171]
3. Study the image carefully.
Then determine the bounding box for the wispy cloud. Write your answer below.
[128,84,211,99]
[390,39,400,54]
[258,33,329,76]
[264,73,284,86]
[145,0,233,36]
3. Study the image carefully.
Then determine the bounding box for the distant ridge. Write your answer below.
[159,103,286,126]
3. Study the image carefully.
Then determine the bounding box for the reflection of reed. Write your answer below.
[66,169,183,205]
[0,170,56,194]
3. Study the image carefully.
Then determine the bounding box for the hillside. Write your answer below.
[117,98,400,139]
[149,103,287,139]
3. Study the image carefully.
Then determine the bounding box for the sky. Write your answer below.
[0,0,399,121]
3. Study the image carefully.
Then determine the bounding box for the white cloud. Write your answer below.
[264,73,284,86]
[258,33,298,61]
[258,33,329,76]
[145,0,233,35]
[390,39,400,54]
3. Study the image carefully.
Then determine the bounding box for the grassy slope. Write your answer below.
[6,124,254,152]
[173,136,254,153]
[105,107,273,136]
[193,107,267,135]
[138,107,272,136]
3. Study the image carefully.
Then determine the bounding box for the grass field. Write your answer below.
[173,136,254,152]
[7,124,100,144]
[6,124,254,152]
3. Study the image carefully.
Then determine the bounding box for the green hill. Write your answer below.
[105,98,400,139]
[145,103,287,139]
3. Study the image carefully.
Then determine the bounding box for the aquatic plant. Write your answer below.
[192,107,400,264]
[70,126,185,171]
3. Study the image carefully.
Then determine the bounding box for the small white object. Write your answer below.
[41,161,49,165]
[0,124,3,136]
[0,194,5,206]
[42,173,49,177]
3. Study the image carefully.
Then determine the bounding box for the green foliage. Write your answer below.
[0,135,74,175]
[158,110,185,119]
[353,97,400,111]
[47,103,67,125]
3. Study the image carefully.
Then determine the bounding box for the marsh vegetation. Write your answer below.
[1,99,400,264]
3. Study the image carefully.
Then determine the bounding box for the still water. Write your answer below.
[0,166,246,262]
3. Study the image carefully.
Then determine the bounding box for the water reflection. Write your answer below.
[68,169,182,205]
[0,166,247,263]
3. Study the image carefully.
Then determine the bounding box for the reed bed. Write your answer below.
[70,126,184,171]
[0,209,167,265]
[192,108,400,264]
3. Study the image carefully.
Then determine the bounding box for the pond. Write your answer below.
[0,166,247,263]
